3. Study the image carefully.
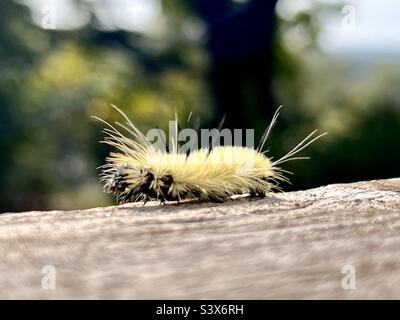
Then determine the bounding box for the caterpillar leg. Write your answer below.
[249,189,266,198]
[142,195,151,206]
[207,196,225,203]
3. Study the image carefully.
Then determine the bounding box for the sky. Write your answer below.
[22,0,400,54]
[320,0,400,54]
[22,0,162,33]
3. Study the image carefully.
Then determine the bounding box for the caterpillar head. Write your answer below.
[105,163,175,203]
[106,163,129,193]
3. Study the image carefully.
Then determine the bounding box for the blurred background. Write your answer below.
[0,0,399,212]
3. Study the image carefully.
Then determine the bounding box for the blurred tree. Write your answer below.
[0,1,48,211]
[190,0,278,138]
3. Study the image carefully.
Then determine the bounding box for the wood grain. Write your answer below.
[1,178,400,299]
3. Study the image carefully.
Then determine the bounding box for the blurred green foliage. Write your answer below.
[272,2,400,190]
[0,0,399,212]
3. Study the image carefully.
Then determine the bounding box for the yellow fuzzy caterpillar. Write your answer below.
[95,106,326,204]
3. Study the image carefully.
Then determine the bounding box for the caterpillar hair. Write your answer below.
[94,106,326,204]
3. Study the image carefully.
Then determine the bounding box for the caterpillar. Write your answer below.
[94,106,326,204]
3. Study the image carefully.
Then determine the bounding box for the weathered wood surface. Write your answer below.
[1,178,400,299]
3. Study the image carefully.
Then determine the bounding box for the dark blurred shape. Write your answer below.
[191,0,278,133]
